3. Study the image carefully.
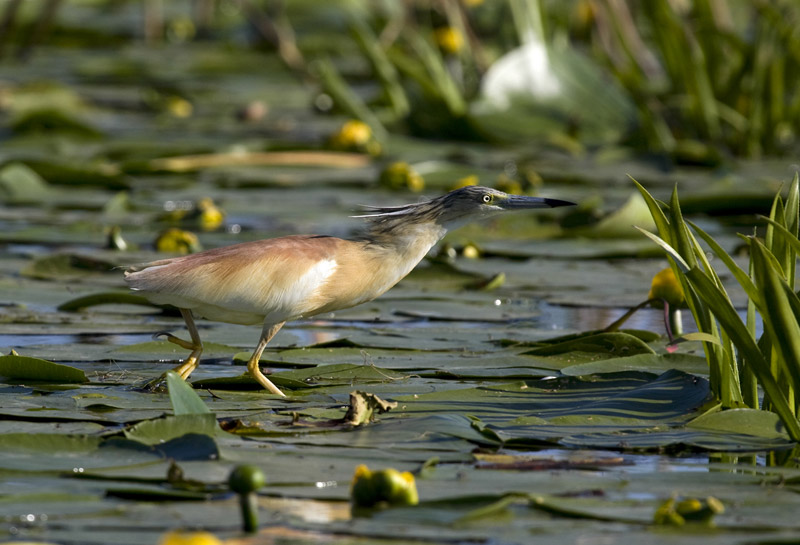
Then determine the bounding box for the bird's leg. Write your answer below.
[154,332,195,351]
[246,321,286,397]
[144,309,203,391]
[170,309,204,380]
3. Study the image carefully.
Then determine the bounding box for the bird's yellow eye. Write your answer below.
[482,194,492,203]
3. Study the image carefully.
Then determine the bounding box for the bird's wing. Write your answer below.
[125,235,344,321]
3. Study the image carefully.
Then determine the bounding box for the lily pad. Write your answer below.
[522,332,656,359]
[20,253,117,281]
[0,354,88,383]
[124,414,224,446]
[566,193,657,239]
[0,162,53,203]
[688,409,790,440]
[57,291,158,312]
[560,352,709,376]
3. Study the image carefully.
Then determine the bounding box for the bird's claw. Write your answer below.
[152,330,179,342]
[152,331,196,350]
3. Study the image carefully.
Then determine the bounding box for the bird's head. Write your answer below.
[356,185,574,241]
[428,185,575,229]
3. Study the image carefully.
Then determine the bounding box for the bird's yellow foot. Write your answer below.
[140,375,168,392]
[246,357,286,397]
[140,357,198,392]
[140,332,202,392]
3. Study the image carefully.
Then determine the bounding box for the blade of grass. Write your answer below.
[350,18,410,119]
[716,324,743,407]
[632,178,672,245]
[744,250,760,409]
[633,227,689,272]
[688,221,758,300]
[784,173,799,290]
[405,29,466,116]
[312,57,388,142]
[757,218,800,273]
[687,30,721,140]
[765,194,789,278]
[668,185,697,269]
[787,173,800,228]
[745,19,774,157]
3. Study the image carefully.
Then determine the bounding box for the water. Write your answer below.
[0,333,155,350]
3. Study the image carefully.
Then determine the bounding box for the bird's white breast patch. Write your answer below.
[273,257,338,320]
[300,258,338,291]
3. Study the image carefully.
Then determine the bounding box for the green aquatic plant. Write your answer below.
[309,1,800,158]
[635,174,800,440]
[596,1,800,159]
[228,465,266,534]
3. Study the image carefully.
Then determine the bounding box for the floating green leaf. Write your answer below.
[523,332,655,358]
[124,414,222,446]
[167,371,211,416]
[0,162,52,203]
[568,193,656,239]
[688,409,789,440]
[20,253,116,281]
[560,352,708,376]
[57,291,157,312]
[0,354,88,384]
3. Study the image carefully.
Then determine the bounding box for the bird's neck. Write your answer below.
[366,220,447,254]
[363,220,448,276]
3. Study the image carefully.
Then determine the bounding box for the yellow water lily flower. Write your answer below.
[450,174,478,191]
[654,495,724,526]
[648,267,685,307]
[379,161,425,192]
[155,228,202,254]
[351,464,419,507]
[329,120,380,155]
[196,197,225,231]
[159,530,223,545]
[166,96,193,118]
[435,27,465,55]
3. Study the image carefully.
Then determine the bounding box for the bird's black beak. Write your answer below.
[500,195,576,210]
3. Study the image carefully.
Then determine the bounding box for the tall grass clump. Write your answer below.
[591,1,800,159]
[635,174,800,441]
[317,1,800,159]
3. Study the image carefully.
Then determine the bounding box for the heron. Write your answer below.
[125,185,574,396]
